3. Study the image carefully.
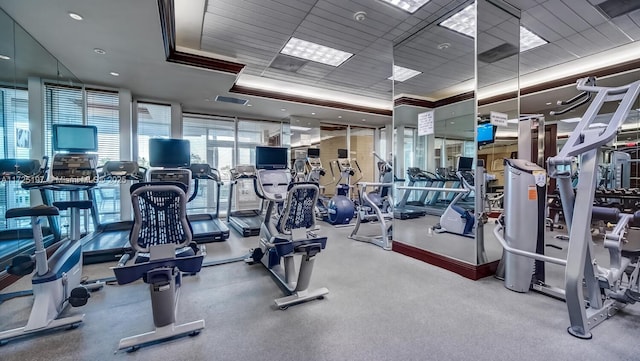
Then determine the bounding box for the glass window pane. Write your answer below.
[137,102,171,168]
[183,114,235,216]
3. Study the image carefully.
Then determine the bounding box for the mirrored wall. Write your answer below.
[0,7,83,257]
[391,0,522,273]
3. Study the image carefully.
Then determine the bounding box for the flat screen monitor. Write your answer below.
[256,146,288,170]
[458,156,473,171]
[52,124,98,152]
[307,148,320,158]
[477,122,496,147]
[149,138,190,168]
[338,148,348,159]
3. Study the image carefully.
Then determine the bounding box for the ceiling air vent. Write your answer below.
[269,54,308,72]
[596,0,640,19]
[477,43,519,64]
[214,95,248,105]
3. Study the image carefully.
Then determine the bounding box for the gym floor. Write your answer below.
[1,223,638,361]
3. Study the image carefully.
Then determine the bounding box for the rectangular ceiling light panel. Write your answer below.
[520,26,547,51]
[380,0,431,13]
[280,37,353,67]
[440,4,477,38]
[388,65,422,82]
[439,4,547,52]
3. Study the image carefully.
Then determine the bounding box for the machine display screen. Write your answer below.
[53,124,98,152]
[256,146,289,170]
[338,149,348,158]
[149,138,190,168]
[458,156,474,171]
[307,148,320,158]
[477,122,496,146]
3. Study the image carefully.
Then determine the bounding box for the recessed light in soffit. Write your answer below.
[439,4,548,52]
[380,0,431,14]
[280,37,353,67]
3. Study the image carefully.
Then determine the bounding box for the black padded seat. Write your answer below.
[53,200,94,210]
[6,205,59,219]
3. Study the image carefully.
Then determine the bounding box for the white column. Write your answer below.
[28,77,44,205]
[171,102,182,138]
[119,89,133,220]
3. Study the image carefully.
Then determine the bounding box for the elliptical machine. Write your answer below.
[433,157,476,238]
[246,146,329,309]
[349,152,394,250]
[325,149,356,225]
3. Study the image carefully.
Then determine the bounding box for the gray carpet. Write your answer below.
[1,225,639,361]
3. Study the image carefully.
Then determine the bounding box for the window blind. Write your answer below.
[87,89,119,165]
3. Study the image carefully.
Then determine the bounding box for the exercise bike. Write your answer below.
[245,146,329,309]
[0,151,103,344]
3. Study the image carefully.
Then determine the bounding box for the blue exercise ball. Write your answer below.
[327,195,354,225]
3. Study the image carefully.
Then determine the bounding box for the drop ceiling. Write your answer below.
[1,0,640,128]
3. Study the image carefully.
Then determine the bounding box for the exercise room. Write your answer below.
[1,0,639,360]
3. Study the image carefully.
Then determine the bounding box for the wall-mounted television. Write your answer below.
[256,146,288,170]
[53,124,98,152]
[477,122,496,147]
[149,138,190,168]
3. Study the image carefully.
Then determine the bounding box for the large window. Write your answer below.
[237,120,283,165]
[44,85,121,227]
[87,90,120,223]
[183,114,235,215]
[0,87,30,230]
[136,102,171,168]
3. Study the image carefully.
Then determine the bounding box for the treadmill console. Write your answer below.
[231,165,256,179]
[51,153,98,180]
[148,169,192,191]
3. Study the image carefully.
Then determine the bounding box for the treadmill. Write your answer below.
[81,161,145,265]
[394,167,430,220]
[187,163,230,242]
[227,165,262,237]
[0,157,61,271]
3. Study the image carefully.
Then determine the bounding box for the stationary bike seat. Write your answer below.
[6,205,59,219]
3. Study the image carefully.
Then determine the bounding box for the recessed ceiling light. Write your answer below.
[338,115,342,119]
[450,121,455,124]
[68,12,83,21]
[380,0,431,14]
[311,112,316,115]
[247,104,253,107]
[0,55,10,60]
[281,108,286,111]
[109,71,119,76]
[546,102,552,105]
[93,48,106,55]
[440,5,547,52]
[362,118,366,121]
[388,65,422,82]
[280,37,353,67]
